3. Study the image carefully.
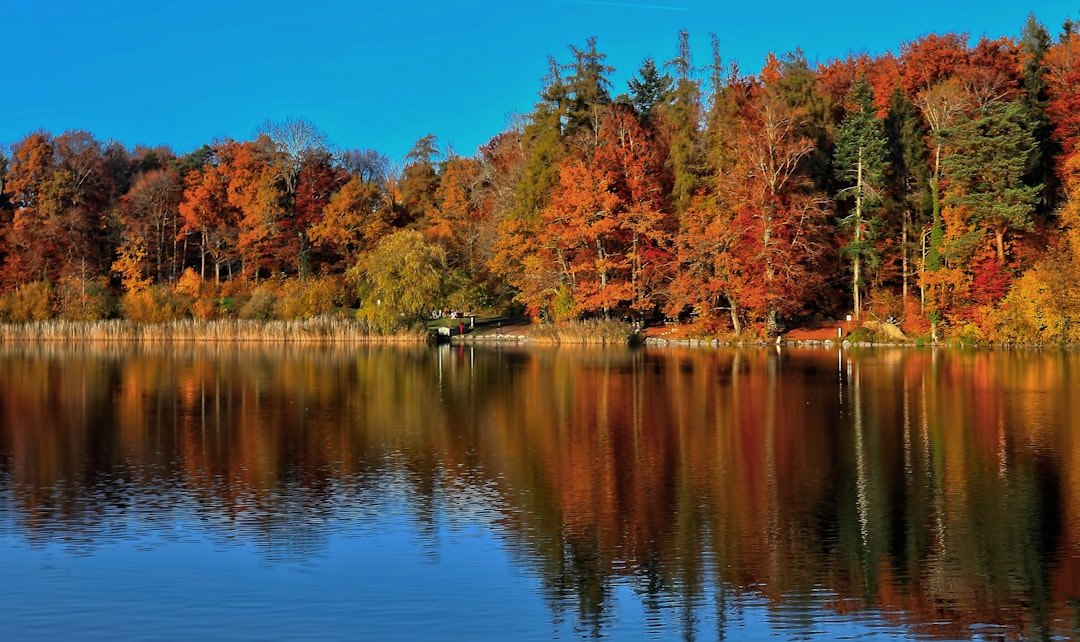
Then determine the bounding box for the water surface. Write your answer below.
[2,343,1079,640]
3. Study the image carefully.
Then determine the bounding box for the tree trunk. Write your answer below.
[729,297,741,335]
[902,213,909,313]
[853,148,863,321]
[200,231,208,281]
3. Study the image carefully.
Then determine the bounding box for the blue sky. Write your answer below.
[2,1,1076,162]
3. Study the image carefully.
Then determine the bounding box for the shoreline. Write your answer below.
[0,318,1070,349]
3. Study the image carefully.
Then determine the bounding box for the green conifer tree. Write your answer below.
[834,78,888,320]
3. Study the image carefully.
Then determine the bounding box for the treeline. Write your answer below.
[5,15,1080,341]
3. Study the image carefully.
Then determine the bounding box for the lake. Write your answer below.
[1,342,1079,640]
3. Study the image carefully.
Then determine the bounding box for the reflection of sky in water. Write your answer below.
[2,495,929,641]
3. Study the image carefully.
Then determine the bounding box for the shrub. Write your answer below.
[0,280,56,322]
[273,275,345,320]
[865,288,904,323]
[238,282,279,320]
[57,276,115,321]
[174,268,203,300]
[988,254,1080,345]
[120,284,190,323]
[552,285,575,323]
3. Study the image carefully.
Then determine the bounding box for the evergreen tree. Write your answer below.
[770,50,835,192]
[943,100,1041,264]
[1019,13,1056,212]
[563,36,614,143]
[655,30,702,214]
[834,78,888,320]
[883,87,930,312]
[627,58,673,118]
[514,57,570,222]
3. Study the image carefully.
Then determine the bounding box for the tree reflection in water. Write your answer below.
[1,342,1079,640]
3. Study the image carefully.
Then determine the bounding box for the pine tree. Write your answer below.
[563,36,614,144]
[628,58,673,118]
[1019,13,1056,212]
[657,30,702,214]
[942,100,1041,264]
[834,78,888,320]
[883,87,930,312]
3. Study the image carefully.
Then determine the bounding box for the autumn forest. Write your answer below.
[5,15,1080,342]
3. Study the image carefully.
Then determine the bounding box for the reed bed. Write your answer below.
[527,318,633,345]
[0,317,432,344]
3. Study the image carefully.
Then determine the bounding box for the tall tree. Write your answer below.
[535,156,626,318]
[2,132,57,285]
[656,29,702,215]
[0,150,9,216]
[1019,13,1056,211]
[563,36,614,144]
[119,168,182,283]
[2,131,115,286]
[397,134,442,226]
[834,78,888,320]
[882,87,930,313]
[916,77,969,339]
[177,146,243,283]
[1045,25,1080,186]
[723,65,831,333]
[255,117,333,277]
[425,157,492,277]
[595,105,673,316]
[490,59,570,307]
[51,130,116,280]
[627,58,673,118]
[942,100,1041,264]
[669,55,747,333]
[224,141,286,280]
[308,174,393,263]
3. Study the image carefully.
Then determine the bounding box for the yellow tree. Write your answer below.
[358,229,446,329]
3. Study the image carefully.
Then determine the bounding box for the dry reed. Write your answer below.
[0,317,432,344]
[528,318,632,345]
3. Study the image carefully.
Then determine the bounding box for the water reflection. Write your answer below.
[2,343,1080,639]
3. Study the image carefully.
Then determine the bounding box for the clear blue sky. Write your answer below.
[2,1,1076,162]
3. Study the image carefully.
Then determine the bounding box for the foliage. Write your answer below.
[272,275,347,320]
[990,251,1080,343]
[57,275,115,321]
[941,100,1041,263]
[627,57,673,117]
[357,229,447,326]
[238,281,280,320]
[442,269,492,314]
[120,284,190,323]
[834,78,889,319]
[0,280,55,322]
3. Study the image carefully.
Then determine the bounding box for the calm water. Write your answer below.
[2,343,1079,641]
